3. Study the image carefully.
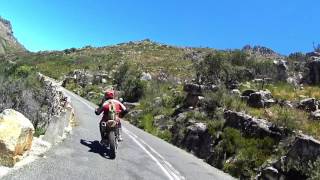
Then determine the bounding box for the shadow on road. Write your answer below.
[80,139,115,159]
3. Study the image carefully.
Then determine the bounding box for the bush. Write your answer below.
[195,50,283,85]
[122,76,145,102]
[15,65,33,78]
[230,50,248,66]
[138,113,155,133]
[204,88,248,114]
[34,127,46,137]
[195,52,228,84]
[157,130,172,142]
[221,128,276,178]
[113,62,131,88]
[114,62,145,102]
[207,118,225,137]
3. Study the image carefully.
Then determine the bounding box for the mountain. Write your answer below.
[2,17,320,179]
[0,16,25,54]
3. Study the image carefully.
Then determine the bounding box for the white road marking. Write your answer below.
[123,128,176,180]
[63,89,185,180]
[124,128,185,180]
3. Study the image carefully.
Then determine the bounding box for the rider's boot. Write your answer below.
[99,121,107,145]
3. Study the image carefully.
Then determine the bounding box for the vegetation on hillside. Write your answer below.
[2,40,320,178]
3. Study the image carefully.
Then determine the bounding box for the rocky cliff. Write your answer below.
[0,17,25,54]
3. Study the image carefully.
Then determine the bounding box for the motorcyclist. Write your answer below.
[95,90,128,143]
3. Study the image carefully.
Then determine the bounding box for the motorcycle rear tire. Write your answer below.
[108,131,117,158]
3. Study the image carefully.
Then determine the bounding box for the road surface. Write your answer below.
[3,89,234,180]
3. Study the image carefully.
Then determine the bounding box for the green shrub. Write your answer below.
[34,127,46,137]
[195,52,228,84]
[114,62,145,102]
[138,113,155,133]
[204,88,247,113]
[221,128,277,178]
[195,51,278,85]
[207,119,225,137]
[230,50,248,66]
[122,76,145,102]
[113,62,131,88]
[157,130,172,142]
[15,65,33,78]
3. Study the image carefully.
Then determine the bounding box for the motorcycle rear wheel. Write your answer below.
[108,131,117,158]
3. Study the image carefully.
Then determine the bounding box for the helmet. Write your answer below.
[105,90,114,99]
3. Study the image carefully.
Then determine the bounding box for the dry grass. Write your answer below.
[265,83,320,101]
[244,105,320,139]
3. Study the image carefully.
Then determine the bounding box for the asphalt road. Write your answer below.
[3,89,234,180]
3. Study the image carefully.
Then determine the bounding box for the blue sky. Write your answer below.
[0,0,319,54]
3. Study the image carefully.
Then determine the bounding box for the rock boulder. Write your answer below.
[311,109,320,120]
[181,122,213,159]
[247,90,276,108]
[0,109,34,167]
[140,72,152,81]
[305,59,320,85]
[260,134,320,179]
[274,60,289,81]
[298,98,318,112]
[224,110,288,140]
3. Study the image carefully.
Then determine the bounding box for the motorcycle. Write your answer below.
[100,119,119,158]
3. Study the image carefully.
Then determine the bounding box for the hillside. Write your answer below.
[0,16,25,54]
[10,39,212,80]
[1,17,320,179]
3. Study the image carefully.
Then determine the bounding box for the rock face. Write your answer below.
[183,122,213,158]
[259,135,320,180]
[38,73,75,144]
[274,60,289,81]
[305,59,320,85]
[183,83,218,107]
[247,90,275,108]
[0,109,34,167]
[0,17,25,54]
[224,110,287,140]
[38,73,70,128]
[241,89,256,97]
[287,72,303,87]
[311,109,320,120]
[284,135,320,171]
[171,113,213,159]
[298,98,318,112]
[153,115,171,130]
